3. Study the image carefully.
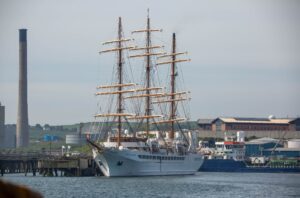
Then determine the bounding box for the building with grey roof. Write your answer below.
[197,119,214,131]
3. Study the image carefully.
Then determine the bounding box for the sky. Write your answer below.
[0,0,299,125]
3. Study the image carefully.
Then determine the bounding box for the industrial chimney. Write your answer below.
[16,29,29,147]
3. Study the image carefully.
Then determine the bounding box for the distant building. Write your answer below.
[197,119,213,131]
[198,117,299,132]
[212,117,292,131]
[245,138,300,158]
[245,137,282,157]
[197,117,300,139]
[289,118,300,131]
[0,103,5,148]
[4,124,16,148]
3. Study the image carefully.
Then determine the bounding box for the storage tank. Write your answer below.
[66,134,85,144]
[287,139,300,149]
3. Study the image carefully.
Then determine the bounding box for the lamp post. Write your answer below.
[49,136,52,155]
[67,145,71,157]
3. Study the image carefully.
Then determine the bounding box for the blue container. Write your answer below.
[43,134,51,142]
[43,134,58,142]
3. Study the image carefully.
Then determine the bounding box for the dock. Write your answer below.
[0,152,99,177]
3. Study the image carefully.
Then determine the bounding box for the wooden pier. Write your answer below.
[0,152,39,176]
[38,156,96,176]
[0,152,99,177]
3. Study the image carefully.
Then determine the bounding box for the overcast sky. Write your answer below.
[0,0,299,125]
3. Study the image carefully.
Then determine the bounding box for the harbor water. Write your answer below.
[1,172,300,198]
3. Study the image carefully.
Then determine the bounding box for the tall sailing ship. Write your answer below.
[88,14,203,177]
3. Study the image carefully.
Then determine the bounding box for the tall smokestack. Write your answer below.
[16,29,29,147]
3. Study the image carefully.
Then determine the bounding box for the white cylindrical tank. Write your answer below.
[237,131,245,142]
[66,134,85,144]
[287,139,300,149]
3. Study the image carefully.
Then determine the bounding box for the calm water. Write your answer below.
[1,172,300,198]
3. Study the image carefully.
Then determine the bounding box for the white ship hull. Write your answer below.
[93,149,203,177]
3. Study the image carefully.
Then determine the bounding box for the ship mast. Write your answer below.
[154,33,191,140]
[130,10,164,137]
[97,17,135,147]
[170,33,176,139]
[117,17,123,147]
[145,14,151,137]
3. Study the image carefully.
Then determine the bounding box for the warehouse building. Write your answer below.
[197,119,213,131]
[197,117,300,132]
[211,117,292,132]
[197,117,300,138]
[289,118,300,131]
